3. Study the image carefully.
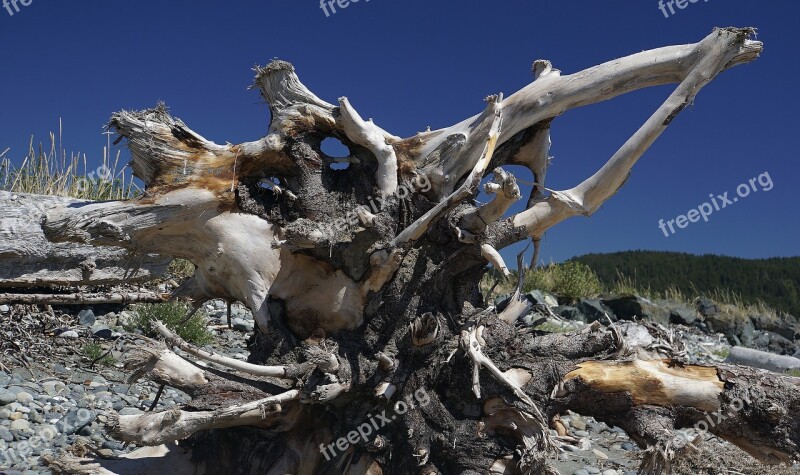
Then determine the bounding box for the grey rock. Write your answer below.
[603,295,669,325]
[42,381,66,397]
[576,299,615,323]
[573,470,590,475]
[58,330,79,339]
[583,468,601,474]
[0,304,9,313]
[78,309,96,326]
[654,299,698,325]
[751,313,799,341]
[695,297,718,317]
[15,392,33,405]
[621,442,637,451]
[705,309,755,345]
[555,305,582,321]
[231,318,254,333]
[0,409,11,419]
[10,419,30,431]
[525,290,559,308]
[90,324,116,340]
[0,389,16,405]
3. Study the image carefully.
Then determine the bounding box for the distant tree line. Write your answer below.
[571,251,800,317]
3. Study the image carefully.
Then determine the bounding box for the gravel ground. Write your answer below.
[1,301,798,474]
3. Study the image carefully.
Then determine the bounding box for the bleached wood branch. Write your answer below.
[459,167,521,234]
[512,28,761,239]
[392,94,504,246]
[126,346,209,388]
[480,244,510,277]
[338,97,399,198]
[153,321,291,379]
[109,389,300,445]
[410,28,761,199]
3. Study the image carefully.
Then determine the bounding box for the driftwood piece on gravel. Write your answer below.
[0,191,169,287]
[726,346,800,373]
[0,291,167,305]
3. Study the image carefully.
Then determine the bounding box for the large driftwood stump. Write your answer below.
[25,28,800,474]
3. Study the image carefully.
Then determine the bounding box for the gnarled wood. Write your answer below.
[8,27,791,475]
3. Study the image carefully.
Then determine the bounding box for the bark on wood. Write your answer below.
[26,28,796,475]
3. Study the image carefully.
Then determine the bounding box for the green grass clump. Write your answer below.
[785,369,800,378]
[166,258,196,281]
[82,342,116,366]
[523,262,603,303]
[126,301,213,346]
[710,347,731,359]
[1,122,138,200]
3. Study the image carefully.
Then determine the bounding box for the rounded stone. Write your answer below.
[10,419,30,431]
[16,392,34,404]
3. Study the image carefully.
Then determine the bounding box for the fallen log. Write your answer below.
[0,191,169,288]
[0,291,167,305]
[725,346,800,373]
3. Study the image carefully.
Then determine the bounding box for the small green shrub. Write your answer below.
[167,258,196,281]
[524,262,603,303]
[785,369,800,378]
[83,342,116,366]
[126,301,213,345]
[710,347,731,359]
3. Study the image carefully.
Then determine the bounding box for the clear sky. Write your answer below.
[1,1,797,265]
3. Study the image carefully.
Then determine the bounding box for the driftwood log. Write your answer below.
[11,27,799,474]
[0,192,169,288]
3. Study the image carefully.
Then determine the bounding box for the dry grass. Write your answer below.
[0,120,138,200]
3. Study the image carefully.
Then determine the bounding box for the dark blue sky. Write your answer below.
[1,1,797,264]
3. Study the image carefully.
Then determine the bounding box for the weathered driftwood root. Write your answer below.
[17,27,794,474]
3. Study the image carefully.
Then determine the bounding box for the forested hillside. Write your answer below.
[571,251,800,316]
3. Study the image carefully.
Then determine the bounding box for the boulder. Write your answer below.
[576,299,615,324]
[653,299,699,325]
[704,306,756,346]
[602,295,669,325]
[525,290,559,308]
[695,297,719,317]
[554,305,583,321]
[750,313,799,341]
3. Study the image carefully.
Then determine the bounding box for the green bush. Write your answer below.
[82,342,116,366]
[523,262,603,303]
[125,301,213,346]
